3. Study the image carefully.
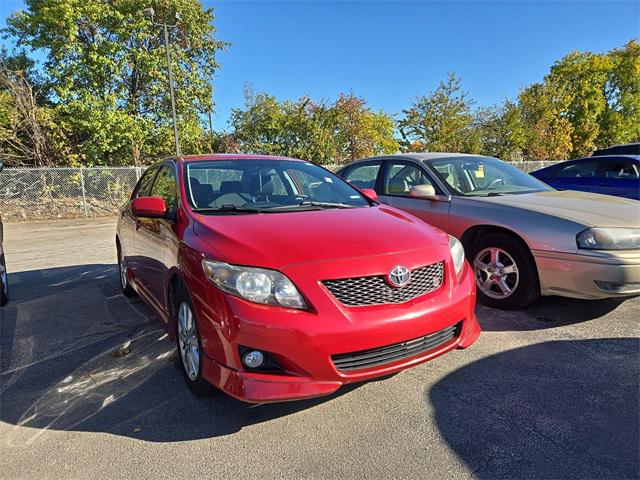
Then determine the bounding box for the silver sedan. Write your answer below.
[338,153,640,309]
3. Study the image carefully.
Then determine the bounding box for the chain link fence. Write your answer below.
[0,167,142,221]
[0,161,559,222]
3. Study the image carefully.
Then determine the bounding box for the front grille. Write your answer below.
[332,322,461,371]
[322,262,444,307]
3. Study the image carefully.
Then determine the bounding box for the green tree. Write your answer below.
[518,80,574,160]
[398,72,477,153]
[472,100,525,161]
[4,0,226,166]
[228,89,398,164]
[598,40,640,147]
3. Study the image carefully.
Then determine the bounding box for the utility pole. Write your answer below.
[143,7,182,156]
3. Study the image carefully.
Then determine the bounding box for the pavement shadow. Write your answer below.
[477,295,631,332]
[0,264,361,444]
[429,338,640,479]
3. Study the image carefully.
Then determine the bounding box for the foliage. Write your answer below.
[518,79,574,161]
[398,73,478,153]
[518,39,640,160]
[226,89,398,164]
[1,0,638,168]
[3,0,226,166]
[472,101,525,161]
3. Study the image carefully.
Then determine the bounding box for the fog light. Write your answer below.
[243,350,265,369]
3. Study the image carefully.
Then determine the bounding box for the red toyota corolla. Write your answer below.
[116,154,480,403]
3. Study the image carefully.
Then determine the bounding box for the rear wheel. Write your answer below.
[469,233,540,310]
[117,245,136,297]
[174,285,215,396]
[0,255,8,306]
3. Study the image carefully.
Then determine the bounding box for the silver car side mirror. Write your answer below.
[409,184,438,200]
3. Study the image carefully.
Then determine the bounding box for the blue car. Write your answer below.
[531,155,640,200]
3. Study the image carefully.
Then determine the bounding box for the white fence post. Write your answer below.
[80,167,88,219]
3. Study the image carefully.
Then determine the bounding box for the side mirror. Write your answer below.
[361,188,378,202]
[132,196,167,218]
[409,184,438,200]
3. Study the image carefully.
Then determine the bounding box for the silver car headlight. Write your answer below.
[576,228,640,250]
[448,235,466,275]
[202,260,307,309]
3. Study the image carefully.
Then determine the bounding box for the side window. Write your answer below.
[384,162,435,196]
[556,160,598,178]
[134,167,157,198]
[343,163,381,190]
[150,165,178,213]
[603,159,639,179]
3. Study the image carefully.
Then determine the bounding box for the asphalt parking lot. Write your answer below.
[0,218,638,480]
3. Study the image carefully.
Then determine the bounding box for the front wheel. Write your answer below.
[0,255,8,306]
[174,286,215,396]
[469,233,540,310]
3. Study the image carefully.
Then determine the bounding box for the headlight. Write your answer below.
[448,235,465,275]
[576,228,640,250]
[202,260,307,309]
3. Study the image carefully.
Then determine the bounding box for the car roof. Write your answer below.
[179,153,306,162]
[350,152,486,165]
[561,155,640,162]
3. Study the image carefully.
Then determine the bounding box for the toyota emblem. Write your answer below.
[388,265,411,287]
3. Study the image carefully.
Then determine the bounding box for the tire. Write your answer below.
[117,245,136,297]
[468,232,540,310]
[0,254,8,306]
[174,285,215,396]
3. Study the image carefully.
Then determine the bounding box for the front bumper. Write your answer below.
[534,249,640,299]
[193,263,479,403]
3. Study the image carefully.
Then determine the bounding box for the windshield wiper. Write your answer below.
[266,200,356,211]
[193,204,266,214]
[486,192,506,197]
[298,200,356,209]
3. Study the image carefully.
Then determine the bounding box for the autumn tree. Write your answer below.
[4,0,226,166]
[227,90,398,164]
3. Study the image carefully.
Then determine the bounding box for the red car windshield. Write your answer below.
[185,160,371,213]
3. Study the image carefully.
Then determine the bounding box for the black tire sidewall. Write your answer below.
[0,254,7,306]
[468,233,540,310]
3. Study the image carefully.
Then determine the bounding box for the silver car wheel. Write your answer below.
[473,247,519,300]
[178,301,200,381]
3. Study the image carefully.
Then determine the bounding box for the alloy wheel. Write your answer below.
[473,247,519,299]
[177,301,200,381]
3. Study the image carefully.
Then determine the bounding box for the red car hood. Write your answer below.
[193,205,448,270]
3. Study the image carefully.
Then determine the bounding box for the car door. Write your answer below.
[135,164,179,310]
[378,160,451,232]
[122,166,158,280]
[546,158,602,194]
[600,157,640,200]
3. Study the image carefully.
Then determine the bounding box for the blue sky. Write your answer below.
[2,1,639,130]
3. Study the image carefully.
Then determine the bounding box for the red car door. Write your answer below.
[135,163,179,314]
[123,166,158,284]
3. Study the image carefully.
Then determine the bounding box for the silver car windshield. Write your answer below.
[428,157,552,197]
